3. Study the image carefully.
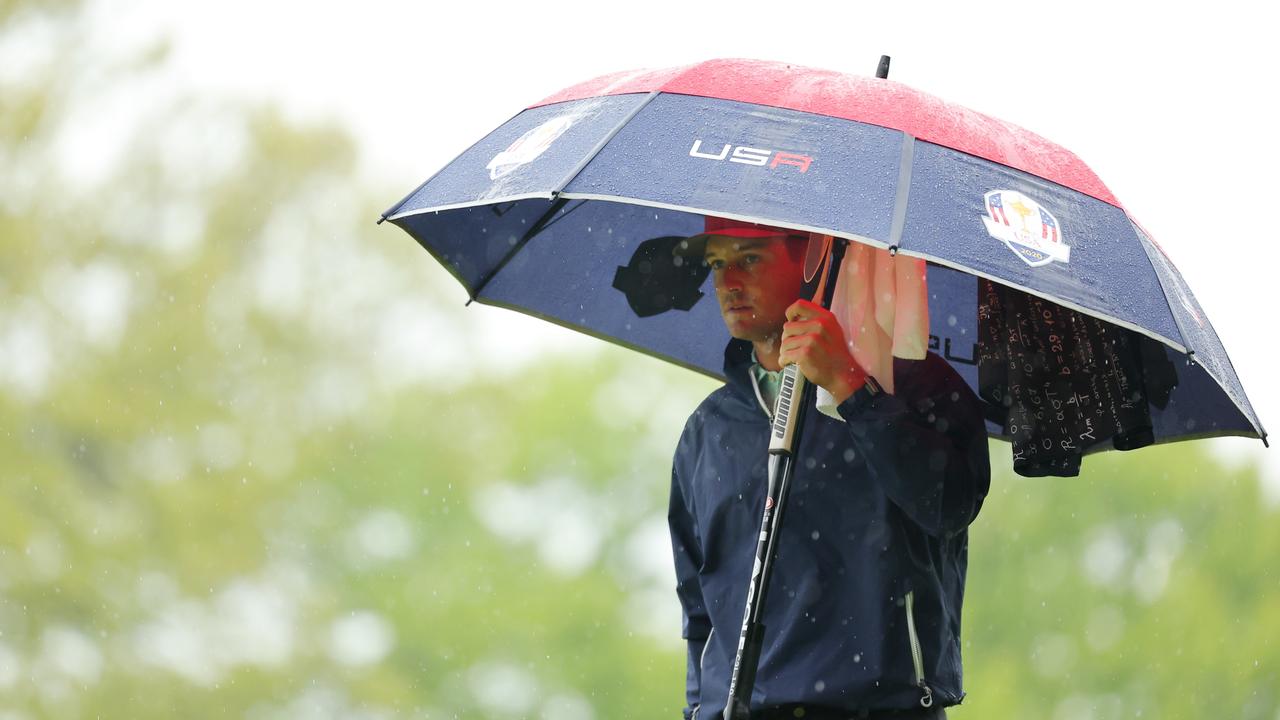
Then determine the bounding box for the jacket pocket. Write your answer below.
[903,590,934,708]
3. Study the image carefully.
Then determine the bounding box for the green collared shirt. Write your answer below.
[750,350,784,412]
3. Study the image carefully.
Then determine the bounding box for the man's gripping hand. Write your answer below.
[778,299,867,404]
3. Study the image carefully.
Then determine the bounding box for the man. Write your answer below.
[668,218,990,720]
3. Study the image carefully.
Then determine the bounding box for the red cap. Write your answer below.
[673,216,802,257]
[701,216,795,238]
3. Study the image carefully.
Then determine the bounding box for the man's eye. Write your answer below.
[706,259,724,270]
[743,254,761,265]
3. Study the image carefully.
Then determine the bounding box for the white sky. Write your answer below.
[92,0,1280,480]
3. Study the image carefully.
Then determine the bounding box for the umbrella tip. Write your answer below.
[876,55,891,79]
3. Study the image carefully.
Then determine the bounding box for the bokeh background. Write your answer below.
[2,1,1278,718]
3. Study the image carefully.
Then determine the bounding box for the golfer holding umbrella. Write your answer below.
[384,53,1263,719]
[667,217,990,719]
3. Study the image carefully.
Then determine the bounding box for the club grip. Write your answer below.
[768,365,806,454]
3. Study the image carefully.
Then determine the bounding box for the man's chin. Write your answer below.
[725,323,773,345]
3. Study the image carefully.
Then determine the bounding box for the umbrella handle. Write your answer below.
[768,237,848,454]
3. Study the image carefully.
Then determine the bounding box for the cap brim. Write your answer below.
[672,229,805,257]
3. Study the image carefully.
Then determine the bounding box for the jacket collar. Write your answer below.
[723,338,776,419]
[723,338,760,392]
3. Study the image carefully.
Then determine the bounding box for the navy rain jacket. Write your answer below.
[669,339,990,718]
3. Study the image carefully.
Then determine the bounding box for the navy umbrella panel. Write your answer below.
[385,59,1265,466]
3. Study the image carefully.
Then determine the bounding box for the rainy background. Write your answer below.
[2,0,1278,718]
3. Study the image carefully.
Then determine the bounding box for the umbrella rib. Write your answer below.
[378,108,526,223]
[550,90,663,195]
[466,197,573,304]
[1129,221,1267,440]
[531,197,590,236]
[887,134,916,253]
[462,91,663,304]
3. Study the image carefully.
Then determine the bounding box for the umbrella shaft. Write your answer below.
[724,364,818,718]
[724,452,795,719]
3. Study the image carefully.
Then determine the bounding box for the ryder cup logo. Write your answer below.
[982,190,1071,267]
[486,114,579,180]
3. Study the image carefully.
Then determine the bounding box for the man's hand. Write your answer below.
[778,299,867,404]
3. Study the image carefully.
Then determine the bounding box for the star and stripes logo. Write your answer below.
[982,190,1071,267]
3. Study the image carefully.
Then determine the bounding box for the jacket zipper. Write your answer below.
[691,628,714,720]
[904,591,935,708]
[699,627,715,677]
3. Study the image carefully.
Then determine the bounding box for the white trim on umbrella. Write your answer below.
[394,189,1197,355]
[388,193,555,217]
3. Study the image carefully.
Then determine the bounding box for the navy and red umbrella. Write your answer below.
[382,58,1264,475]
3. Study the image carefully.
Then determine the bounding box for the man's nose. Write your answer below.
[716,265,745,293]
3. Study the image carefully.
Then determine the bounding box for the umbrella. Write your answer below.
[380,57,1266,475]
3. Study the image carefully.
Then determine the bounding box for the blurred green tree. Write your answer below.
[1,1,698,716]
[955,445,1280,720]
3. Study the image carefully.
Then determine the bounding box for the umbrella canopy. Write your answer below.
[383,58,1265,473]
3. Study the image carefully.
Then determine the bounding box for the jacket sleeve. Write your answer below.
[837,353,991,536]
[669,443,711,719]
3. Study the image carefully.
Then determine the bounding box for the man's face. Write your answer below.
[703,235,806,343]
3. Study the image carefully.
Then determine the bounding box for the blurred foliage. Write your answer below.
[1,2,1277,719]
[957,447,1280,719]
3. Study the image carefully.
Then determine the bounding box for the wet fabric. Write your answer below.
[828,238,931,394]
[976,280,1178,477]
[817,238,930,417]
[670,339,990,719]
